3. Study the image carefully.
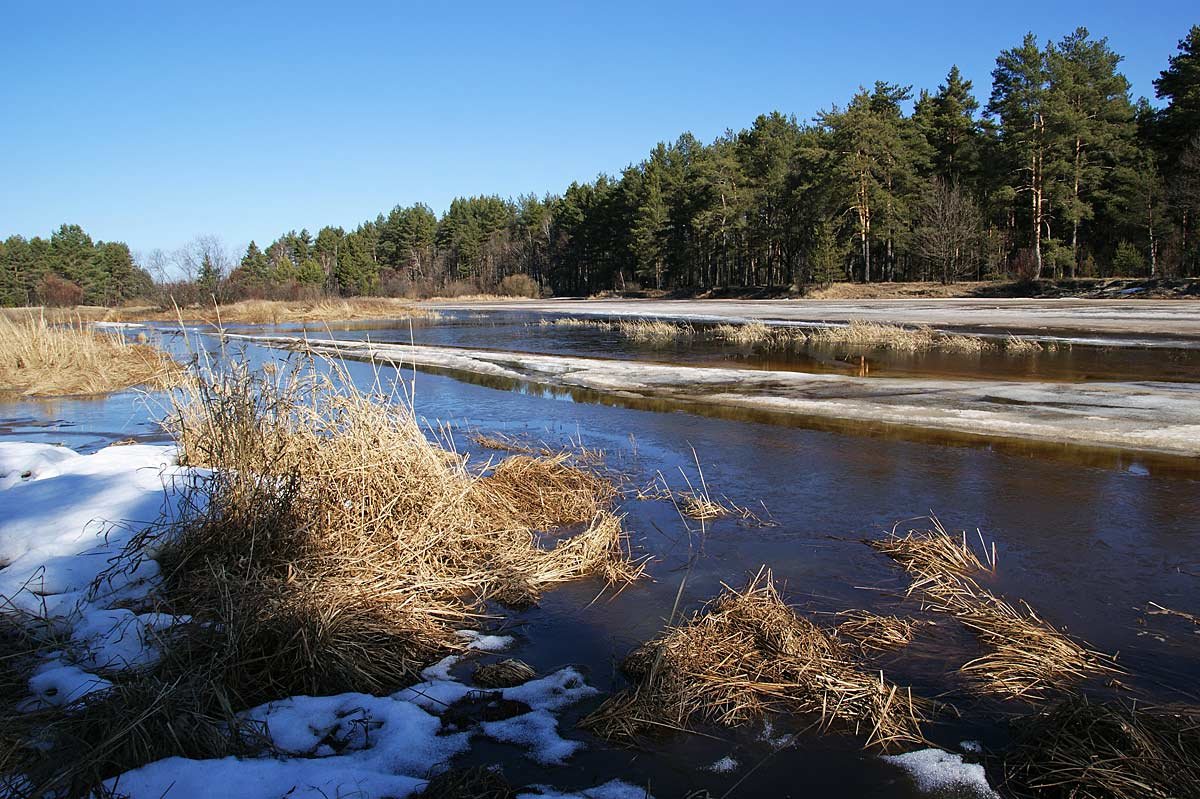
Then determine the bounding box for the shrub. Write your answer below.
[1111,242,1147,276]
[36,274,84,307]
[498,274,540,298]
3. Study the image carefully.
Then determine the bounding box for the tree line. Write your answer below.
[3,26,1199,306]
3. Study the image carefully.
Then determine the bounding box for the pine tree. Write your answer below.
[990,33,1052,278]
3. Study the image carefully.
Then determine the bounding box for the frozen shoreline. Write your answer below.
[232,334,1200,460]
[426,298,1200,349]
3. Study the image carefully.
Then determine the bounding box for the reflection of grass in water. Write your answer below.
[0,313,181,396]
[1005,698,1200,799]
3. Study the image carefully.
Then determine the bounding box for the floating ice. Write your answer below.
[709,755,739,773]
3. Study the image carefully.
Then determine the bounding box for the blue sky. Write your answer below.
[2,1,1195,257]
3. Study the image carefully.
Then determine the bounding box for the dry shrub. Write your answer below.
[497,274,540,298]
[1003,698,1200,799]
[870,521,1116,701]
[810,321,994,353]
[583,570,926,749]
[0,314,180,396]
[615,319,695,345]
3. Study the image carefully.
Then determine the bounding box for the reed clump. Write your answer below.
[536,317,611,330]
[1005,334,1044,355]
[810,321,994,353]
[582,570,927,749]
[0,314,180,396]
[615,319,696,345]
[710,321,778,345]
[870,521,1116,701]
[1003,698,1200,799]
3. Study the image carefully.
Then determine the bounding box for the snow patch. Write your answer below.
[708,755,739,773]
[882,748,999,798]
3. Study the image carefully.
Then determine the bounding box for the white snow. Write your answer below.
[882,748,999,798]
[21,658,113,710]
[517,780,653,799]
[708,755,739,773]
[0,441,631,798]
[959,740,983,754]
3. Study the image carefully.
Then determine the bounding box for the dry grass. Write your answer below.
[1003,698,1200,799]
[536,317,611,330]
[0,314,180,396]
[870,521,1117,701]
[1005,334,1044,355]
[810,321,994,353]
[192,298,444,325]
[711,321,777,345]
[1,356,643,795]
[473,659,537,689]
[835,611,922,655]
[615,319,696,345]
[582,570,927,749]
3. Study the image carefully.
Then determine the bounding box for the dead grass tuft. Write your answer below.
[1003,698,1200,799]
[835,611,922,655]
[810,321,994,353]
[419,766,516,799]
[535,317,611,330]
[711,321,777,345]
[870,520,1117,701]
[0,314,181,397]
[1005,334,1044,355]
[582,569,927,749]
[473,659,537,689]
[615,319,696,345]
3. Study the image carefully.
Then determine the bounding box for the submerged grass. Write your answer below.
[1003,698,1200,799]
[869,520,1116,701]
[0,314,180,396]
[582,570,927,749]
[1,355,643,796]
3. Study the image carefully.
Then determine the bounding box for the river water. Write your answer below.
[2,315,1198,798]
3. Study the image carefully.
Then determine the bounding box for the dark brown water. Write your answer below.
[4,323,1199,797]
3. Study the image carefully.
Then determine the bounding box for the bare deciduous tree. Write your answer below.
[915,178,983,283]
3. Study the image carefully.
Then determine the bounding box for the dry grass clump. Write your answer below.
[419,766,516,799]
[536,317,611,330]
[870,521,1116,701]
[1003,698,1200,799]
[474,454,617,530]
[835,611,922,655]
[810,321,994,353]
[711,321,776,345]
[582,570,926,749]
[473,659,537,689]
[0,314,180,396]
[0,358,643,796]
[615,319,696,345]
[1005,334,1044,354]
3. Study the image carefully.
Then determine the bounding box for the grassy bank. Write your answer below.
[0,358,642,795]
[0,314,180,396]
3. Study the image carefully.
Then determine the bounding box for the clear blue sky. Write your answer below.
[2,1,1195,258]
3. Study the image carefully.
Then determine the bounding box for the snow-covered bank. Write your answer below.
[232,335,1200,460]
[0,443,647,798]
